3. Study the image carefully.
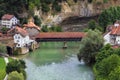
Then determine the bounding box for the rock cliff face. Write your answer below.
[34,0,120,31]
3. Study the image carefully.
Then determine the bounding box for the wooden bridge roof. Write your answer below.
[35,32,85,39]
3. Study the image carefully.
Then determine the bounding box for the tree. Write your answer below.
[94,54,120,80]
[88,20,97,30]
[99,6,120,32]
[78,29,104,65]
[108,66,120,80]
[96,44,114,63]
[41,25,49,32]
[8,71,24,80]
[6,60,26,79]
[33,15,41,26]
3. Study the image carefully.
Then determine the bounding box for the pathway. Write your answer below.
[4,57,9,80]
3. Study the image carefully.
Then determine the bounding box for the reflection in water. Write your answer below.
[24,42,94,80]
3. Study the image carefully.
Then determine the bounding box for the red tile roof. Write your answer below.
[8,26,28,37]
[23,22,41,30]
[110,26,120,35]
[35,32,85,39]
[15,27,28,37]
[2,14,14,20]
[112,45,119,49]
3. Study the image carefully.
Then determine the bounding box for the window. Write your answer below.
[17,44,20,47]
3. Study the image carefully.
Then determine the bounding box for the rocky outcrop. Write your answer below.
[34,0,120,26]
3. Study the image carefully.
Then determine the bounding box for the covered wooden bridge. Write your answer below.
[35,32,85,42]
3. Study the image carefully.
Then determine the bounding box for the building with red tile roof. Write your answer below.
[104,22,120,45]
[23,20,41,37]
[1,14,19,28]
[7,26,28,37]
[2,14,14,20]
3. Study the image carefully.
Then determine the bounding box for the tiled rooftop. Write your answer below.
[36,32,85,39]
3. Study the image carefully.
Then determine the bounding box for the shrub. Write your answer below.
[0,43,7,53]
[7,71,24,80]
[6,60,26,79]
[94,54,120,80]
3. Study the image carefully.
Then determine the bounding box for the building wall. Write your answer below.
[14,34,30,47]
[1,17,19,28]
[116,36,120,44]
[104,32,111,45]
[25,28,39,36]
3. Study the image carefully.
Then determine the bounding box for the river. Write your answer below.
[24,42,94,80]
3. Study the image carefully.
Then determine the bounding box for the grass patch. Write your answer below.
[0,57,6,80]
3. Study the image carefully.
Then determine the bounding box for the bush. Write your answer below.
[94,54,120,80]
[41,25,49,32]
[0,43,7,53]
[6,60,26,79]
[13,48,21,55]
[33,15,41,26]
[7,71,24,80]
[41,3,50,13]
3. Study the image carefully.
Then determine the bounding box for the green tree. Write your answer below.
[78,29,104,65]
[41,3,50,13]
[96,44,114,63]
[33,15,41,26]
[41,25,49,32]
[6,60,26,74]
[88,20,97,30]
[94,54,120,80]
[99,6,120,32]
[8,71,24,80]
[1,27,9,34]
[108,66,120,80]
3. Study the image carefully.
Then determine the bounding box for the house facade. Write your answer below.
[104,23,120,45]
[23,19,41,37]
[1,14,19,28]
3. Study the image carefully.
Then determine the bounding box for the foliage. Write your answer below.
[41,3,50,13]
[7,71,24,80]
[13,48,21,55]
[33,15,41,26]
[88,20,97,30]
[99,6,120,31]
[78,29,104,65]
[41,25,49,32]
[108,66,120,80]
[1,27,9,34]
[6,59,26,79]
[0,43,7,53]
[49,25,62,32]
[52,1,61,12]
[94,54,120,80]
[88,0,93,3]
[103,0,109,3]
[95,44,114,63]
[0,57,6,80]
[19,18,28,26]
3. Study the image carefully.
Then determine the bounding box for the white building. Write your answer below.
[1,14,19,28]
[8,26,34,48]
[104,23,120,45]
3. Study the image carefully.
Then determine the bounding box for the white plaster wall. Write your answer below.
[104,32,111,45]
[116,36,120,44]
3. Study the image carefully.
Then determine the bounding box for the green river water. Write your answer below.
[24,42,94,80]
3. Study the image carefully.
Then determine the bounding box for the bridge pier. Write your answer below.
[63,41,67,49]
